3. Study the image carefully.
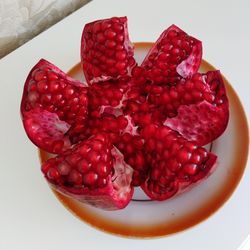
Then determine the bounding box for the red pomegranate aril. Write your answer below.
[57,162,71,175]
[52,140,64,153]
[168,158,181,172]
[34,70,46,81]
[183,164,198,175]
[83,171,98,186]
[98,178,108,188]
[132,171,145,186]
[37,80,48,93]
[96,162,110,177]
[48,80,60,93]
[150,168,161,181]
[68,170,83,185]
[47,168,60,180]
[77,159,90,174]
[177,148,191,164]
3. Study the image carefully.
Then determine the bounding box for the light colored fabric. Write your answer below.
[0,0,89,58]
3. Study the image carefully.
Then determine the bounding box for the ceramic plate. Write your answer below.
[39,42,248,238]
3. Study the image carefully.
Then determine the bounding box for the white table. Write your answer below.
[0,0,249,249]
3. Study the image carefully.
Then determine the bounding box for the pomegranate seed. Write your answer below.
[68,170,83,185]
[47,168,60,180]
[83,171,98,186]
[77,159,90,174]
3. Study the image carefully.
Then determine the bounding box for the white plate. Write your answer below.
[39,43,248,238]
[0,0,250,249]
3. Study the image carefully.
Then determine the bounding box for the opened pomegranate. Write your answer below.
[81,17,136,84]
[20,16,229,209]
[21,59,88,154]
[41,133,133,210]
[142,24,202,84]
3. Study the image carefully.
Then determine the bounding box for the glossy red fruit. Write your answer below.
[141,125,217,200]
[163,71,229,145]
[141,25,202,84]
[41,134,134,210]
[81,17,136,84]
[21,17,230,208]
[20,59,88,154]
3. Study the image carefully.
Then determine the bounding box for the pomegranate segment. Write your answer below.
[163,71,229,145]
[141,125,217,201]
[81,17,136,84]
[141,24,202,84]
[20,59,88,153]
[42,134,134,210]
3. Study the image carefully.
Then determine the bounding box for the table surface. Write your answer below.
[0,0,90,58]
[0,0,250,249]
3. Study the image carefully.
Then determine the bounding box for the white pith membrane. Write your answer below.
[164,101,217,142]
[176,41,202,78]
[25,109,70,136]
[111,147,133,200]
[24,109,71,148]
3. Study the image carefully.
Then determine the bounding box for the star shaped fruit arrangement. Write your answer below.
[20,17,229,210]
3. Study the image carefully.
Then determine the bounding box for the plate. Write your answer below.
[40,42,248,238]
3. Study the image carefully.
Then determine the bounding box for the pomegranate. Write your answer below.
[41,133,133,210]
[81,17,136,84]
[141,124,217,200]
[20,59,88,154]
[142,25,202,84]
[20,16,229,209]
